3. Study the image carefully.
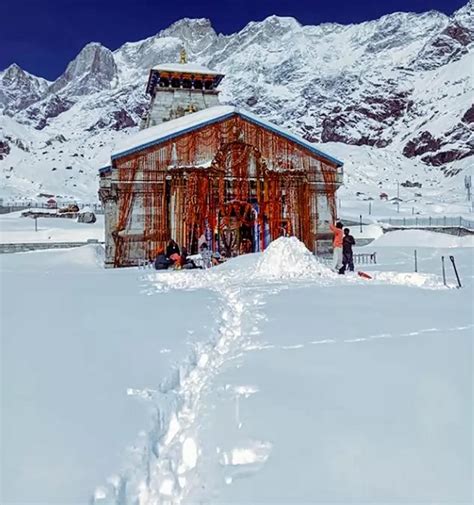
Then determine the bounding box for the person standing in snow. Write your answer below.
[329,221,344,273]
[342,228,355,273]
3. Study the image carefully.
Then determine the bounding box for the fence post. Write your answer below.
[449,256,462,288]
[414,249,418,273]
[459,216,462,227]
[441,256,447,286]
[429,216,432,226]
[403,217,406,226]
[359,215,363,233]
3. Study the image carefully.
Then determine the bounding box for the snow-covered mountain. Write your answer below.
[1,1,473,206]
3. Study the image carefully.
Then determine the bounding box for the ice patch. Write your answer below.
[94,487,107,500]
[126,388,158,401]
[182,437,198,470]
[220,440,272,467]
[234,385,259,397]
[164,413,180,445]
[159,478,175,496]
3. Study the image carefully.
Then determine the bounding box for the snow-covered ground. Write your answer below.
[1,232,472,504]
[0,210,104,243]
[1,246,220,503]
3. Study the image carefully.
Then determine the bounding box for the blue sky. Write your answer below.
[1,0,467,80]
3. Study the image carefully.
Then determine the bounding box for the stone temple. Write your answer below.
[99,50,343,268]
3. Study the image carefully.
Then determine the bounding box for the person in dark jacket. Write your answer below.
[154,247,171,270]
[180,247,198,269]
[166,239,180,258]
[341,228,355,273]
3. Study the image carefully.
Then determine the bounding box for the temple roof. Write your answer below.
[110,105,343,167]
[151,62,223,76]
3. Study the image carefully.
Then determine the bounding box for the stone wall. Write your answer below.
[146,89,220,127]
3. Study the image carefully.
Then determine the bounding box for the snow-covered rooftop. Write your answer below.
[152,63,223,76]
[111,106,343,167]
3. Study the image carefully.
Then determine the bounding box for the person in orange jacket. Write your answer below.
[329,221,344,273]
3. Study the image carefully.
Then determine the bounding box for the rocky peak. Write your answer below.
[1,1,473,202]
[0,63,50,113]
[412,19,472,70]
[352,10,448,58]
[454,0,474,33]
[235,15,302,45]
[2,63,25,82]
[159,18,219,59]
[50,42,118,95]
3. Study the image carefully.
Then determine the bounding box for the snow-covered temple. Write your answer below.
[99,51,343,268]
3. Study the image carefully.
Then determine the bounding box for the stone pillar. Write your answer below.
[99,179,119,268]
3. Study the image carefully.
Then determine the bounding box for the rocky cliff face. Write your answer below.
[49,42,118,96]
[0,64,50,115]
[0,1,473,202]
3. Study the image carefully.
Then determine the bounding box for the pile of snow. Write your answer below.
[254,237,332,280]
[372,230,474,248]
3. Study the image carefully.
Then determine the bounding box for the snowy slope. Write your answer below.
[0,2,473,205]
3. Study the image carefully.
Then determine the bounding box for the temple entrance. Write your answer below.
[218,201,256,257]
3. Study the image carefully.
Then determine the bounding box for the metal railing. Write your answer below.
[385,216,474,230]
[0,203,104,215]
[354,252,377,264]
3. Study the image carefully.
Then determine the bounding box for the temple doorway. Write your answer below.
[218,201,256,257]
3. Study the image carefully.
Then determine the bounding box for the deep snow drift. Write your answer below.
[1,235,472,504]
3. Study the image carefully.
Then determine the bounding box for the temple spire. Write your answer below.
[179,48,187,64]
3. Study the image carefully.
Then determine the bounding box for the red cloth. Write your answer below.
[329,223,343,248]
[170,253,180,262]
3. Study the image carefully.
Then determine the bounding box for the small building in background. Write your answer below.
[46,198,57,209]
[99,51,343,268]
